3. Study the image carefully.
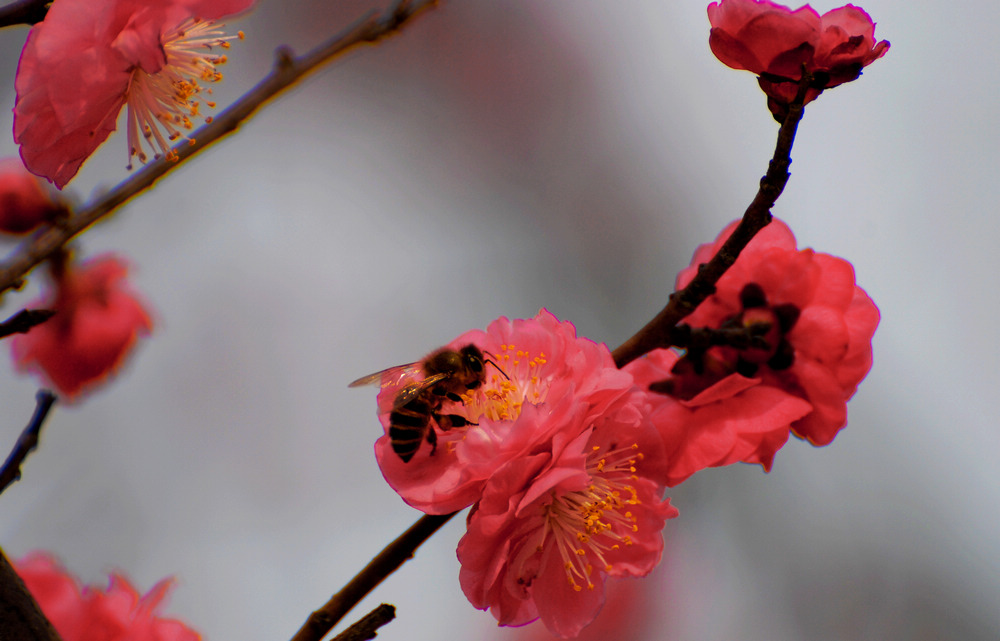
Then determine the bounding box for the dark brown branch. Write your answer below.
[330,604,396,641]
[0,0,439,298]
[0,0,49,28]
[290,512,455,641]
[0,390,57,497]
[0,308,55,340]
[612,76,813,368]
[0,549,63,641]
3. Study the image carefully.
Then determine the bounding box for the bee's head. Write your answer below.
[460,344,485,376]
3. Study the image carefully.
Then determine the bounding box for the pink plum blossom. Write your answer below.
[457,404,676,637]
[0,157,62,233]
[373,309,666,514]
[632,218,878,465]
[707,0,889,119]
[14,552,201,641]
[10,253,154,400]
[628,349,812,485]
[14,0,253,188]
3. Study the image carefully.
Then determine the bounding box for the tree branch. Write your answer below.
[290,512,455,641]
[0,549,63,641]
[0,308,55,340]
[0,390,57,497]
[0,0,439,298]
[330,603,396,641]
[0,0,49,28]
[611,75,813,368]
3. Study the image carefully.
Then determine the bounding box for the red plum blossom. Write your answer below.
[14,552,200,641]
[707,0,889,119]
[632,218,878,468]
[14,0,254,188]
[10,253,154,400]
[0,158,62,233]
[457,404,676,637]
[628,350,812,485]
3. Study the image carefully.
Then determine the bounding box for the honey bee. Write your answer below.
[350,345,506,462]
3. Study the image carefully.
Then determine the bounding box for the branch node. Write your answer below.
[274,45,296,70]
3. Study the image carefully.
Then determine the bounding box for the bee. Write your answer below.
[350,345,506,463]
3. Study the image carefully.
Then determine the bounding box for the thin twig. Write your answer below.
[611,76,813,368]
[0,0,439,298]
[0,0,49,28]
[330,604,396,641]
[0,308,55,340]
[0,390,57,497]
[290,512,455,641]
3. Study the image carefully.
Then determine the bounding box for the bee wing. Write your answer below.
[391,372,451,409]
[348,363,422,389]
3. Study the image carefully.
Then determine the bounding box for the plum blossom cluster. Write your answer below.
[366,216,877,636]
[708,0,889,119]
[14,0,254,188]
[14,552,201,641]
[371,310,677,637]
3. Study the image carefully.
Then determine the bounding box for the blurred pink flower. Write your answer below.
[11,253,154,400]
[374,309,663,514]
[707,0,889,119]
[14,552,200,641]
[635,218,878,457]
[0,158,61,234]
[14,0,253,188]
[457,407,676,637]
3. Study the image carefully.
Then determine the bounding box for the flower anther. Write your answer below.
[460,343,550,423]
[124,18,244,168]
[542,442,643,592]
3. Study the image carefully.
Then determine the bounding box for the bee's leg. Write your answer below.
[426,425,437,455]
[445,391,464,403]
[435,413,479,430]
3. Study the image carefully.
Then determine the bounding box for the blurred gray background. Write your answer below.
[1,1,997,639]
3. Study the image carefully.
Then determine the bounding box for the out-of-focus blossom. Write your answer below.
[10,253,154,400]
[632,219,878,464]
[374,309,666,514]
[457,401,677,637]
[14,552,200,641]
[707,0,889,119]
[14,0,253,188]
[0,158,61,234]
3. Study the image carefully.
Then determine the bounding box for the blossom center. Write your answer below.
[539,442,642,592]
[459,343,550,423]
[730,282,800,375]
[124,18,244,168]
